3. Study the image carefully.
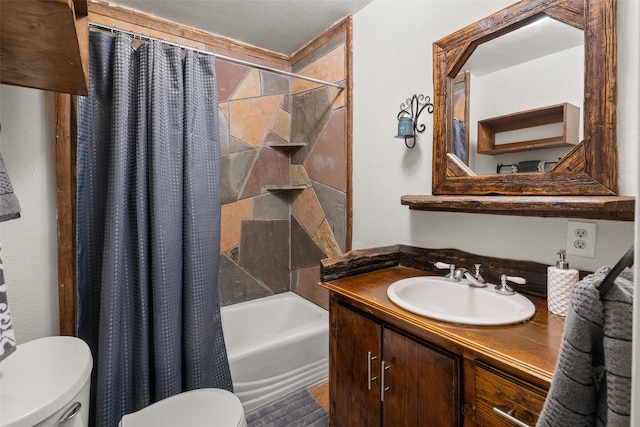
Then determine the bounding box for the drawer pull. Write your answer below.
[367,351,378,390]
[493,407,531,427]
[380,361,391,402]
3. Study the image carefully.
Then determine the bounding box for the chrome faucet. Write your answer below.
[434,262,487,287]
[454,267,487,288]
[434,262,457,281]
[495,274,526,296]
[472,264,485,284]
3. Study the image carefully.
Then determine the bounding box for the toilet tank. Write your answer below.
[0,336,93,427]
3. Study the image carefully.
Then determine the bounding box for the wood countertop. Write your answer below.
[322,265,565,390]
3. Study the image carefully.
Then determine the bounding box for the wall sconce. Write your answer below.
[395,94,434,148]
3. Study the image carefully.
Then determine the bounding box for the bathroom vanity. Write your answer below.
[321,246,565,427]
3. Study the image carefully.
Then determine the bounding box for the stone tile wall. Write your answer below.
[217,32,347,310]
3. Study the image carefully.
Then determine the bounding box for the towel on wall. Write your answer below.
[0,247,17,361]
[537,266,633,427]
[0,153,21,222]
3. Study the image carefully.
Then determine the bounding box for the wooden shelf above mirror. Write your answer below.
[400,195,635,221]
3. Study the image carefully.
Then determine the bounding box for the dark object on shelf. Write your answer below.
[496,160,558,174]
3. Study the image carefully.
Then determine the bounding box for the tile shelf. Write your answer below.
[264,185,307,192]
[264,144,308,191]
[267,143,306,150]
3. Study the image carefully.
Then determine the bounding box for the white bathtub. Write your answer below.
[220,292,329,412]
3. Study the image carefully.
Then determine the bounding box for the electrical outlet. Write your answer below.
[574,240,587,249]
[575,228,588,238]
[566,221,596,257]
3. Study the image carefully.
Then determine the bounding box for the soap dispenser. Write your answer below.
[547,250,579,316]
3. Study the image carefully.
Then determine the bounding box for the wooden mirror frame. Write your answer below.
[432,0,617,196]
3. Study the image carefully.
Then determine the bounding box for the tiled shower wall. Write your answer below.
[217,31,347,309]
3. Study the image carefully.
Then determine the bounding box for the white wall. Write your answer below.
[470,46,583,174]
[352,0,636,272]
[352,0,639,421]
[0,85,59,343]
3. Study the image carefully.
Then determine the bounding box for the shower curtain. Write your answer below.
[76,31,232,427]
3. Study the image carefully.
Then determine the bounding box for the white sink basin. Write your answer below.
[387,276,535,326]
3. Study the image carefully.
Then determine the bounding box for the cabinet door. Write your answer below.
[382,328,460,427]
[330,300,382,426]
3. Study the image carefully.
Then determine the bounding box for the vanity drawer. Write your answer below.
[474,363,547,427]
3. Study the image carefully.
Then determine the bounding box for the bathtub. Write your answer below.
[220,292,329,412]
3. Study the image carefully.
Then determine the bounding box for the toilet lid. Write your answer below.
[0,336,93,427]
[120,388,245,427]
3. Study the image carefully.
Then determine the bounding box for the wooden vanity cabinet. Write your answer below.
[330,299,460,426]
[330,299,382,426]
[329,296,550,427]
[473,363,546,426]
[322,254,562,427]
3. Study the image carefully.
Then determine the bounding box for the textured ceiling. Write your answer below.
[106,0,372,55]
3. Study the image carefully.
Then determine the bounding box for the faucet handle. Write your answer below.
[504,275,526,285]
[495,274,526,296]
[434,262,457,281]
[434,262,453,270]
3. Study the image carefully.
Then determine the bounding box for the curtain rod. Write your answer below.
[89,22,345,90]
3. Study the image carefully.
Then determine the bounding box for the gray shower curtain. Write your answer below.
[76,31,232,427]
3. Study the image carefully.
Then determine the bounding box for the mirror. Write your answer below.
[432,0,618,196]
[461,16,583,175]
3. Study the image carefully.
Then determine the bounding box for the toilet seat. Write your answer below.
[119,388,246,427]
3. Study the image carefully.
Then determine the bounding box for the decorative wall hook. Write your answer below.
[395,94,434,148]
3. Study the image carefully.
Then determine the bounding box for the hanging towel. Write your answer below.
[0,153,21,222]
[452,118,467,163]
[537,266,633,427]
[0,247,17,361]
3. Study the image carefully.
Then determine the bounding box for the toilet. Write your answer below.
[0,336,93,427]
[119,388,247,427]
[0,335,244,427]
